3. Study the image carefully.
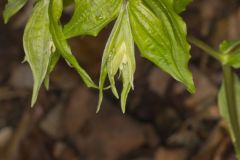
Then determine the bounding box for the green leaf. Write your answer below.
[172,0,191,13]
[218,74,240,154]
[220,40,240,54]
[44,51,60,90]
[49,0,97,88]
[63,0,123,38]
[3,0,28,23]
[128,0,195,93]
[226,52,240,69]
[219,40,240,68]
[23,0,53,106]
[98,2,135,113]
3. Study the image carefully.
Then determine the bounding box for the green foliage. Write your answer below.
[23,0,53,106]
[49,0,97,88]
[189,38,240,160]
[218,73,240,158]
[128,0,194,93]
[218,40,240,159]
[219,40,240,68]
[44,51,60,90]
[5,0,240,159]
[98,2,135,113]
[3,0,28,23]
[172,0,192,13]
[63,0,123,38]
[3,0,195,111]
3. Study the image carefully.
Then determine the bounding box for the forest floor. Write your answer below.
[0,0,240,160]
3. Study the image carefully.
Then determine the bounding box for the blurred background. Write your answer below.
[0,0,240,159]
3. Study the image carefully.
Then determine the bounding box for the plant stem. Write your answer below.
[188,36,223,62]
[223,65,240,159]
[189,36,240,158]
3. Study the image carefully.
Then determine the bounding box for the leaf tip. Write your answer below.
[120,92,128,114]
[186,80,196,94]
[31,94,37,108]
[121,101,126,114]
[96,90,104,113]
[3,18,9,24]
[3,11,9,24]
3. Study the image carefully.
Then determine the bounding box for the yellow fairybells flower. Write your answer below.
[98,2,135,113]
